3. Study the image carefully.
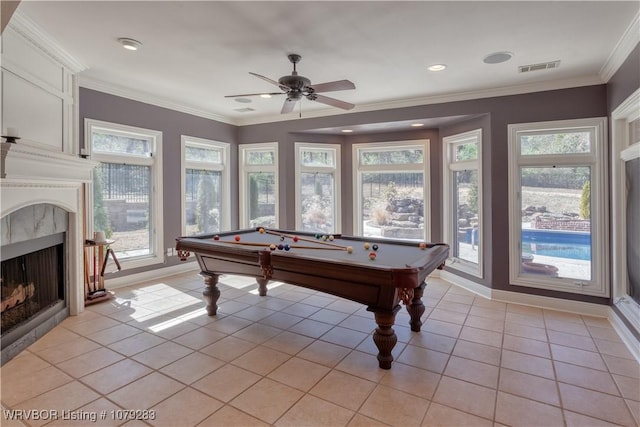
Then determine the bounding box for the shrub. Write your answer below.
[579,181,591,219]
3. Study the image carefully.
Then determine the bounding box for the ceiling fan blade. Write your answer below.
[224,92,283,98]
[249,72,288,91]
[281,98,297,114]
[307,80,355,93]
[311,94,355,110]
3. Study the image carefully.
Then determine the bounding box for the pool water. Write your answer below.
[521,242,591,261]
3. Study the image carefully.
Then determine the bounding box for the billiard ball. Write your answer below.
[419,242,427,250]
[328,235,334,241]
[258,227,265,234]
[277,244,284,250]
[213,235,220,241]
[269,244,276,250]
[372,244,378,251]
[363,242,370,250]
[234,235,241,242]
[315,233,321,239]
[293,236,299,242]
[322,235,327,241]
[280,235,285,241]
[284,244,290,251]
[346,246,353,254]
[369,252,376,260]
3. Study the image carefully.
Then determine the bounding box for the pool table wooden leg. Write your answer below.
[201,272,221,316]
[406,281,426,332]
[371,306,401,369]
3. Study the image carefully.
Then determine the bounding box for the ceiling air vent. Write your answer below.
[518,60,561,73]
[233,107,255,113]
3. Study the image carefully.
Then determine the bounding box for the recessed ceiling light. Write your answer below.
[341,129,353,133]
[260,94,272,99]
[234,98,252,104]
[427,64,447,72]
[411,123,424,127]
[483,51,513,64]
[118,38,142,51]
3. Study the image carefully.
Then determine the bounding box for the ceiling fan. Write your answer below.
[225,54,356,114]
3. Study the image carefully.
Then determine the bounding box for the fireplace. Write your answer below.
[2,233,66,337]
[1,143,95,365]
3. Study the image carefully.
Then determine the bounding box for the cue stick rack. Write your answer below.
[83,238,120,305]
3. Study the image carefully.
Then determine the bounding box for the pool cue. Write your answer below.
[225,241,346,250]
[264,229,345,249]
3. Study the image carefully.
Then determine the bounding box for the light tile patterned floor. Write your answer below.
[2,272,639,426]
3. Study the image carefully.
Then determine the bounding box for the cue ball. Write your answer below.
[369,252,376,260]
[258,227,265,234]
[269,244,276,250]
[372,244,378,251]
[419,242,427,250]
[234,235,241,242]
[363,242,370,250]
[213,235,220,241]
[347,246,353,254]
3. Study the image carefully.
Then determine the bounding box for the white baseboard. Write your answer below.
[439,270,492,299]
[104,261,200,289]
[609,310,640,363]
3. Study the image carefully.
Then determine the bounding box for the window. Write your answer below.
[611,88,640,332]
[508,118,608,296]
[181,136,230,236]
[353,140,430,241]
[443,129,483,276]
[86,119,163,268]
[295,143,341,233]
[239,143,279,228]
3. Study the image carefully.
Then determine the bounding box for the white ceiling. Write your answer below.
[13,1,640,126]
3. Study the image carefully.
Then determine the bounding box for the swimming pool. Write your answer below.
[522,229,591,261]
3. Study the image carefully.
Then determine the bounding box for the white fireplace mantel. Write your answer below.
[1,142,97,315]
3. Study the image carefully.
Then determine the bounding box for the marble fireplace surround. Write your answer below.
[1,142,95,323]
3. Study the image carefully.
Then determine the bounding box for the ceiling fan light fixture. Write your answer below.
[118,38,142,51]
[411,123,424,127]
[427,64,447,72]
[259,94,272,98]
[341,129,353,133]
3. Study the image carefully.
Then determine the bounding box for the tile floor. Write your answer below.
[1,271,639,426]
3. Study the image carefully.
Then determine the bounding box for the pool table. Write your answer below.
[175,228,449,369]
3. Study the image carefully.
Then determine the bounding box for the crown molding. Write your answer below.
[233,75,605,126]
[600,12,640,82]
[79,76,236,125]
[8,11,87,73]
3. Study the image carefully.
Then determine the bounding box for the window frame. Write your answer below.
[352,140,431,241]
[180,135,230,236]
[238,142,279,229]
[611,88,640,330]
[294,143,342,233]
[85,118,164,269]
[443,129,483,277]
[507,118,608,296]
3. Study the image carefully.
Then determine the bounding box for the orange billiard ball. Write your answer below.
[369,252,377,260]
[258,227,265,234]
[419,242,427,250]
[234,235,241,242]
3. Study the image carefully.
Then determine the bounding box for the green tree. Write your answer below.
[580,180,591,219]
[249,175,260,220]
[196,173,217,233]
[93,166,112,237]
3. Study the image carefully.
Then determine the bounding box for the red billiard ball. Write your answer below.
[369,252,376,260]
[213,235,220,240]
[234,235,241,242]
[293,236,299,242]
